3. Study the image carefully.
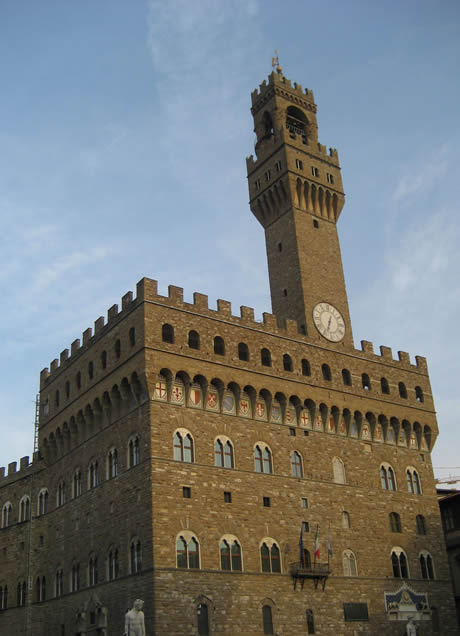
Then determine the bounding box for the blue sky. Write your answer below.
[1,0,459,481]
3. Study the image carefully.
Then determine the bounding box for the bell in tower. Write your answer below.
[246,65,353,349]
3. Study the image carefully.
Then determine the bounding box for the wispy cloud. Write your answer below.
[391,143,449,202]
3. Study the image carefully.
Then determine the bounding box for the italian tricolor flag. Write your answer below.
[314,525,320,560]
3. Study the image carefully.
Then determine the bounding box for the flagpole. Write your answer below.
[327,521,330,568]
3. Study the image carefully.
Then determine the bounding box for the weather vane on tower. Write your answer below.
[272,50,282,74]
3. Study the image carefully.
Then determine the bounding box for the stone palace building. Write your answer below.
[0,65,457,635]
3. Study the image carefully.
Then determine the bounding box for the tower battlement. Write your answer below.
[251,71,316,109]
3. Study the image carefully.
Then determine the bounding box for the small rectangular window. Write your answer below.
[224,491,232,503]
[255,179,261,191]
[296,158,303,170]
[311,166,319,178]
[420,453,425,462]
[275,160,282,171]
[304,430,309,436]
[302,521,310,533]
[264,170,271,182]
[306,609,315,634]
[263,496,271,508]
[327,173,334,184]
[301,497,309,509]
[289,427,296,436]
[313,219,319,228]
[183,486,191,499]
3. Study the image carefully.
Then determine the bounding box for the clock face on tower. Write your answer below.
[313,302,345,342]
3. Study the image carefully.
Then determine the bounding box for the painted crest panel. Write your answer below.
[361,423,371,440]
[350,420,359,437]
[300,409,311,429]
[238,392,251,418]
[255,399,267,421]
[206,387,220,412]
[398,432,407,447]
[338,418,347,435]
[374,424,383,442]
[222,391,236,415]
[285,406,297,426]
[327,416,335,434]
[154,377,168,401]
[314,415,323,432]
[387,428,396,444]
[171,379,185,405]
[188,383,203,408]
[409,432,418,449]
[270,401,282,423]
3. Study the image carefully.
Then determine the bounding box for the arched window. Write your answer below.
[76,371,82,390]
[362,373,371,390]
[114,339,121,360]
[128,435,140,467]
[214,336,225,355]
[342,511,351,529]
[174,431,194,463]
[73,469,82,498]
[342,369,352,386]
[380,464,396,491]
[262,604,274,635]
[238,342,249,361]
[107,448,118,479]
[162,323,174,343]
[286,105,308,142]
[188,330,200,350]
[108,546,119,580]
[19,495,30,522]
[215,439,234,469]
[261,348,272,367]
[301,359,311,376]
[55,389,60,407]
[381,377,390,394]
[306,609,315,634]
[391,549,409,578]
[88,460,99,489]
[398,382,408,399]
[389,512,402,533]
[35,576,46,602]
[283,354,293,372]
[17,581,27,606]
[415,386,424,403]
[55,568,64,598]
[88,554,98,586]
[1,502,12,528]
[332,457,346,484]
[406,468,421,494]
[342,550,357,576]
[420,552,435,579]
[291,451,303,478]
[88,360,94,379]
[130,538,142,574]
[0,585,8,610]
[71,562,80,592]
[37,488,49,516]
[220,538,242,571]
[176,534,200,569]
[197,602,209,636]
[322,364,331,381]
[129,326,135,347]
[260,541,281,573]
[254,444,273,474]
[57,481,66,507]
[101,350,107,369]
[416,515,427,535]
[65,380,70,399]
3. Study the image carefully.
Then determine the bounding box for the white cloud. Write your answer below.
[391,143,449,203]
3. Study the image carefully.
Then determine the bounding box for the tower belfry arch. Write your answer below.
[246,69,353,348]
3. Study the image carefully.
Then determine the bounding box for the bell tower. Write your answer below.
[246,64,354,349]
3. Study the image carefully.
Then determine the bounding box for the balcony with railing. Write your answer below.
[289,561,331,590]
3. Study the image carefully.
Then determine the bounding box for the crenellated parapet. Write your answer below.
[250,71,316,113]
[0,453,42,485]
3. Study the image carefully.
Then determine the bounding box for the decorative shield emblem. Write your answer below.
[387,428,395,444]
[206,390,218,410]
[189,387,202,407]
[300,410,310,428]
[410,433,418,448]
[154,380,167,401]
[255,401,265,419]
[223,394,235,413]
[328,417,335,432]
[362,424,370,440]
[271,403,281,422]
[315,416,323,431]
[239,398,250,416]
[339,418,346,434]
[398,432,407,447]
[171,384,184,404]
[375,425,383,441]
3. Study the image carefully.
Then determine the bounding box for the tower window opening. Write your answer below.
[283,288,288,297]
[362,373,371,390]
[255,179,261,191]
[261,348,272,367]
[301,358,311,376]
[311,166,319,178]
[264,170,271,182]
[286,106,308,141]
[238,342,249,361]
[313,219,319,228]
[322,363,332,381]
[327,173,334,184]
[214,336,225,355]
[296,159,303,170]
[277,242,282,252]
[275,160,282,171]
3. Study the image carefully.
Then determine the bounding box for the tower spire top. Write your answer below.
[271,50,282,74]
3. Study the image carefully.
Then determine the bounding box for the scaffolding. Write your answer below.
[33,393,39,454]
